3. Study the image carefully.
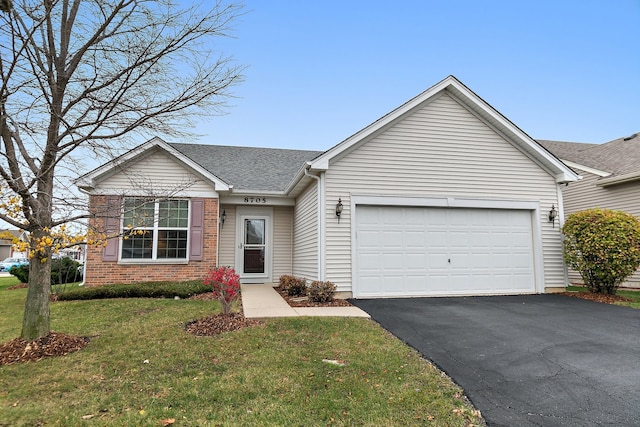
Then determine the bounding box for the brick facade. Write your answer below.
[85,195,218,286]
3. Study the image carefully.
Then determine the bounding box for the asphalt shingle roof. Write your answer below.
[168,143,324,192]
[538,132,640,177]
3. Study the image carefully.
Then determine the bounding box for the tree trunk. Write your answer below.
[21,235,52,340]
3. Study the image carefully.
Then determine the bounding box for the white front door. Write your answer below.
[236,212,272,283]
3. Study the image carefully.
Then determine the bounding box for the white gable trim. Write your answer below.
[307,76,579,184]
[561,160,610,178]
[76,137,230,192]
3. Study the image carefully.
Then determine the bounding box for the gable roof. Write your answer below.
[168,143,323,192]
[77,137,324,194]
[306,75,578,184]
[538,132,640,186]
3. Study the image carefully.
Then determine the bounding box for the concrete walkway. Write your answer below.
[241,284,370,319]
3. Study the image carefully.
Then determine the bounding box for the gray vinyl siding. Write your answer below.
[273,206,294,280]
[293,180,319,280]
[218,205,236,268]
[562,169,640,288]
[99,150,215,194]
[324,92,564,293]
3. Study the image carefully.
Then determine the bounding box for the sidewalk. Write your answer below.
[241,284,370,319]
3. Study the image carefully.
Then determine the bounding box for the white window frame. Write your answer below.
[119,198,191,263]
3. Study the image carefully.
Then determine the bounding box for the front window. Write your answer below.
[121,198,189,260]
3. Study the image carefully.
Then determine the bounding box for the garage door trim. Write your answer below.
[351,195,544,298]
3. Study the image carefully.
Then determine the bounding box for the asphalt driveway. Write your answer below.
[350,295,640,426]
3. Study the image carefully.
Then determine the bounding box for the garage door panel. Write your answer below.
[355,205,536,297]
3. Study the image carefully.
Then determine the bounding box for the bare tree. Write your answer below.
[0,0,244,340]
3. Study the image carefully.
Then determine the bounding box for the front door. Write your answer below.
[237,213,271,282]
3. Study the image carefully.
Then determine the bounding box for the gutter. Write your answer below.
[596,171,640,187]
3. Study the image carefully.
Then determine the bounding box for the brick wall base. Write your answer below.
[85,196,218,286]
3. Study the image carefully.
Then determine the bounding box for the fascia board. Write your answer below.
[308,77,456,171]
[445,83,579,184]
[307,75,578,184]
[283,163,310,195]
[561,160,610,178]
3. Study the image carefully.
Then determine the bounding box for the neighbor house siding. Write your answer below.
[85,195,218,286]
[218,205,236,268]
[562,169,640,287]
[273,206,294,280]
[293,180,319,280]
[323,92,563,293]
[99,150,215,195]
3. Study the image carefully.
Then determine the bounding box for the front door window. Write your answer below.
[243,218,265,274]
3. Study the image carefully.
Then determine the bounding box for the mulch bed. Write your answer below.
[559,291,632,304]
[273,286,353,307]
[0,332,91,366]
[185,312,262,336]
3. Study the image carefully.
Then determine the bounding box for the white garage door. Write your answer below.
[355,206,536,298]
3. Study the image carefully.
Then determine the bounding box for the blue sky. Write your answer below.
[192,0,640,150]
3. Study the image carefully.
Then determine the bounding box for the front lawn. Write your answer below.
[0,278,482,426]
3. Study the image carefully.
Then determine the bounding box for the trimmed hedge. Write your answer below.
[56,280,211,301]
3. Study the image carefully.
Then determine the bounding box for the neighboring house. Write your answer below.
[76,76,578,298]
[0,229,28,260]
[539,133,640,288]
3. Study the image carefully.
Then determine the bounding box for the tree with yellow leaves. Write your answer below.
[1,1,243,340]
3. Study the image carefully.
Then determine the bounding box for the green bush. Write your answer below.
[8,257,83,285]
[563,208,640,294]
[57,280,210,300]
[307,280,336,302]
[51,257,83,285]
[9,264,29,283]
[279,274,307,296]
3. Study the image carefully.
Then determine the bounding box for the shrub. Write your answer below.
[203,266,241,315]
[8,257,83,286]
[563,208,640,295]
[57,280,210,300]
[279,274,307,296]
[9,264,29,283]
[307,280,336,302]
[51,257,83,285]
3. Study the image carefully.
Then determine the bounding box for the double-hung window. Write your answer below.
[121,198,189,260]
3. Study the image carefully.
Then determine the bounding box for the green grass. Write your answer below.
[0,278,483,427]
[567,285,640,309]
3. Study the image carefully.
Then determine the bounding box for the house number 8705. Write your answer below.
[244,197,267,204]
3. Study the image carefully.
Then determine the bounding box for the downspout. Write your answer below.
[556,183,569,288]
[304,167,324,281]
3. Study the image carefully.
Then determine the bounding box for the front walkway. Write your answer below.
[241,284,370,319]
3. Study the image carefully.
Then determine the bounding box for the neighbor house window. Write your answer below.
[121,198,189,260]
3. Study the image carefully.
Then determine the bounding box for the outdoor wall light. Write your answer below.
[221,209,227,228]
[336,198,343,220]
[548,205,558,227]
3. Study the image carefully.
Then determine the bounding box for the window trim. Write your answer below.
[118,198,191,264]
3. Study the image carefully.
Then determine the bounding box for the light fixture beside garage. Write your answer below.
[221,209,227,228]
[548,205,558,227]
[336,198,343,221]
